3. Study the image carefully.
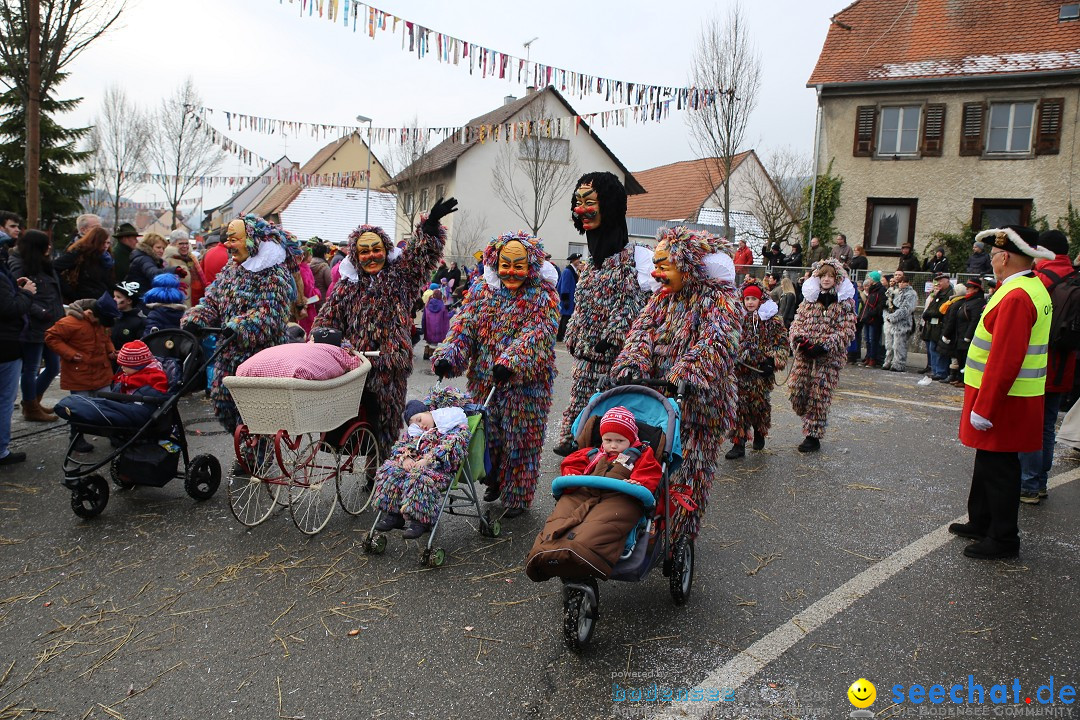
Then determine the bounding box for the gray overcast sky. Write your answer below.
[57,0,840,207]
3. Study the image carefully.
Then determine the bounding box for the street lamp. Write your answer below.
[356,114,373,224]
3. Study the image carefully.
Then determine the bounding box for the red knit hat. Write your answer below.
[117,340,154,368]
[599,406,638,445]
[742,284,763,299]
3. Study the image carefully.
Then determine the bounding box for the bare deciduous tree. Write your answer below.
[385,116,431,237]
[688,2,761,237]
[87,85,150,231]
[0,0,125,225]
[490,100,578,236]
[744,146,810,246]
[149,77,224,230]
[449,208,489,262]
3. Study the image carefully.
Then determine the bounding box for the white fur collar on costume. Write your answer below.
[801,275,855,304]
[633,244,661,292]
[704,252,736,284]
[541,261,559,287]
[241,241,286,273]
[758,297,779,321]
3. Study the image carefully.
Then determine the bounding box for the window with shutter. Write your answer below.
[1035,98,1064,155]
[853,106,877,157]
[959,103,985,156]
[920,104,946,157]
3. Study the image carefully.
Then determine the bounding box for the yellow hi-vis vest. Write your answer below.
[965,273,1051,396]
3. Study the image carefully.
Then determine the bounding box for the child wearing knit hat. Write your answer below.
[53,340,170,435]
[525,406,662,581]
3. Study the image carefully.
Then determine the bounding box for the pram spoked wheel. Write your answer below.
[669,535,694,605]
[282,433,338,535]
[562,579,599,650]
[185,454,221,501]
[228,426,285,527]
[363,533,387,554]
[70,475,109,519]
[335,424,380,515]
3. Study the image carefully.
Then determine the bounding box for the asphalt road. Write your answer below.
[1,347,1077,720]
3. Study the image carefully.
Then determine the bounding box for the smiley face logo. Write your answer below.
[847,678,876,709]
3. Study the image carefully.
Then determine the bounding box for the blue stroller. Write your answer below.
[544,381,692,650]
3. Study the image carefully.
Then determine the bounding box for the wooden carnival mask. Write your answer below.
[225,218,250,264]
[651,241,684,294]
[572,183,601,231]
[497,240,529,291]
[354,232,387,274]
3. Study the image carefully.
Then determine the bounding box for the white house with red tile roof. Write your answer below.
[808,0,1080,265]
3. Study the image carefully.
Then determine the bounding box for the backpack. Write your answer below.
[1040,267,1080,351]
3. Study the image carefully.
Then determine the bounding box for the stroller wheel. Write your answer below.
[562,580,598,651]
[669,536,694,606]
[363,533,387,554]
[421,547,446,568]
[185,454,222,501]
[480,510,502,538]
[70,475,109,518]
[109,457,136,490]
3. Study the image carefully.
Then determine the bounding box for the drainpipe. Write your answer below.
[807,84,823,246]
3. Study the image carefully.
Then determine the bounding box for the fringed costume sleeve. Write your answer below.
[431,279,481,378]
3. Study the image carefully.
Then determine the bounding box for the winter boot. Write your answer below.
[36,394,54,413]
[752,430,766,451]
[70,429,94,454]
[23,399,57,423]
[797,436,820,453]
[724,443,745,460]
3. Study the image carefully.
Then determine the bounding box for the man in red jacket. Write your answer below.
[949,225,1054,560]
[200,233,229,290]
[1019,230,1077,504]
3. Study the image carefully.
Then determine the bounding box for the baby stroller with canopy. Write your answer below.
[59,328,232,518]
[530,381,693,650]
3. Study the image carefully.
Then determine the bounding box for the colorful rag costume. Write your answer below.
[557,172,654,450]
[431,232,559,511]
[372,386,471,526]
[732,286,790,445]
[787,259,857,440]
[610,227,741,538]
[181,214,295,433]
[312,220,444,459]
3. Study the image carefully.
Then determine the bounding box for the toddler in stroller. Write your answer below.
[526,406,661,581]
[371,388,471,539]
[54,340,168,428]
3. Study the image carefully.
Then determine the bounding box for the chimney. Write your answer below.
[503,94,517,106]
[525,86,537,95]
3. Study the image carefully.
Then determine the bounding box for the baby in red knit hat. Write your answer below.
[526,406,662,581]
[112,340,169,395]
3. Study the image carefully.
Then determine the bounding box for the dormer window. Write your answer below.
[1060,3,1079,21]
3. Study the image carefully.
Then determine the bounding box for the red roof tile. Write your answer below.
[808,0,1080,86]
[626,154,750,221]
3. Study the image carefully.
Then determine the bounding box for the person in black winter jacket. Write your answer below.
[896,243,920,273]
[782,242,803,268]
[54,226,114,303]
[922,247,950,275]
[125,233,184,299]
[9,230,64,422]
[0,236,36,464]
[940,278,986,386]
[111,281,146,348]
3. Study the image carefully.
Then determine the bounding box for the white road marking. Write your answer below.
[656,465,1080,719]
[837,390,962,411]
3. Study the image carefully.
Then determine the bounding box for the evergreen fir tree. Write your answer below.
[0,86,91,238]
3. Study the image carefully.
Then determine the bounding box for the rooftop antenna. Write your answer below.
[523,36,539,64]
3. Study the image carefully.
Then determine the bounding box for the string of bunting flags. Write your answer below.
[192,96,690,150]
[108,168,369,189]
[275,0,727,106]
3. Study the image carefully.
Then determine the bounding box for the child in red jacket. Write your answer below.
[526,406,661,580]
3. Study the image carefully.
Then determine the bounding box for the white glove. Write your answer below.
[969,411,993,431]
